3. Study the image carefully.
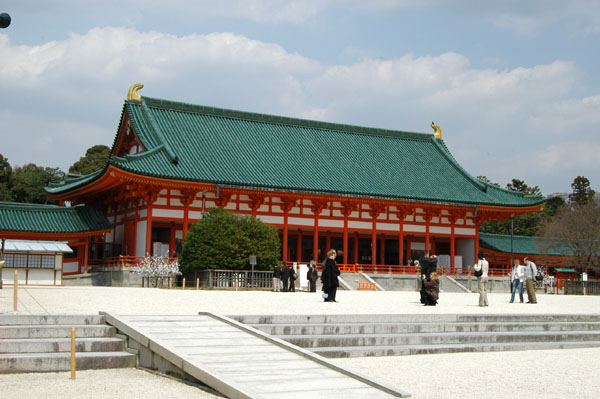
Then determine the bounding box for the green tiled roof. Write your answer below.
[47,96,545,207]
[479,232,568,256]
[0,202,112,234]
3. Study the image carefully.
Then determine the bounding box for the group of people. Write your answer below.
[474,252,539,306]
[509,257,538,304]
[272,263,298,292]
[271,249,339,302]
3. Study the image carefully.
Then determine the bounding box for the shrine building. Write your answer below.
[45,84,546,274]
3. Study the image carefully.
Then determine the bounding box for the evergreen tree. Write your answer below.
[568,176,596,207]
[0,154,12,201]
[479,178,544,236]
[180,207,281,275]
[11,163,64,204]
[68,144,110,175]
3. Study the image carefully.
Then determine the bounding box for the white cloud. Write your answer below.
[0,26,597,194]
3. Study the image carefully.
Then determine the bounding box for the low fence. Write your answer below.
[563,280,600,296]
[195,269,273,289]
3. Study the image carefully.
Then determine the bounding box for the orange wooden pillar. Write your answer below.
[371,223,376,265]
[353,232,359,264]
[313,225,319,262]
[343,217,349,265]
[297,230,302,263]
[398,224,404,266]
[83,238,89,274]
[282,214,289,262]
[450,227,456,273]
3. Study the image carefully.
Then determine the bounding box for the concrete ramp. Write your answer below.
[102,313,410,399]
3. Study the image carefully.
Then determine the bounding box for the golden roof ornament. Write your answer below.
[127,83,144,101]
[431,121,443,140]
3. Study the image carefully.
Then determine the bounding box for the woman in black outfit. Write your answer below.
[321,249,340,302]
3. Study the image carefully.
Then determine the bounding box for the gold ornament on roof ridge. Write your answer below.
[431,121,443,140]
[127,83,144,101]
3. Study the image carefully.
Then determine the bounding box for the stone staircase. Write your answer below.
[0,315,136,373]
[232,314,600,358]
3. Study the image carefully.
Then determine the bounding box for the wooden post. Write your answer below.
[182,278,186,290]
[70,326,76,379]
[13,270,18,312]
[196,278,199,290]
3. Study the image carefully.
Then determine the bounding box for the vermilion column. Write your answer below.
[283,214,289,262]
[354,232,359,264]
[297,230,302,263]
[398,224,404,266]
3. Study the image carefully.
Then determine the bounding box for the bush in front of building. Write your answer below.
[180,207,281,274]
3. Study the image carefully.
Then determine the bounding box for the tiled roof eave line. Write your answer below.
[430,138,488,193]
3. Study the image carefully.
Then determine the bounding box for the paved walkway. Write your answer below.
[105,313,408,398]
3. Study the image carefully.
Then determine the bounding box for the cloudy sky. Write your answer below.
[1,0,599,196]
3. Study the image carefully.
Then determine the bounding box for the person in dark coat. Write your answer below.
[321,249,340,302]
[419,251,437,304]
[272,264,281,292]
[307,260,319,292]
[422,272,440,306]
[280,263,289,292]
[289,265,297,292]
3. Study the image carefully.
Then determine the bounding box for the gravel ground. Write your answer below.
[1,286,600,398]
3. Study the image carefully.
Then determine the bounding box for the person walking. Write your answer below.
[510,259,525,303]
[474,251,489,307]
[422,272,440,306]
[272,264,281,292]
[307,260,318,292]
[524,257,538,304]
[321,249,340,302]
[280,262,289,292]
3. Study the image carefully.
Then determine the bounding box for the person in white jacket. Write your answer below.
[473,251,489,307]
[510,259,525,303]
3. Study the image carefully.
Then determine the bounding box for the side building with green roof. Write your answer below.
[46,84,545,273]
[0,202,112,286]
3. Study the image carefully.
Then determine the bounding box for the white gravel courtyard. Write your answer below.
[1,286,599,398]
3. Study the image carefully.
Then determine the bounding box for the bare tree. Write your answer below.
[539,202,600,272]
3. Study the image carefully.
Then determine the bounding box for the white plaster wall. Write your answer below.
[455,227,476,236]
[376,222,399,232]
[404,224,426,233]
[153,208,184,219]
[27,269,57,285]
[429,226,452,235]
[318,219,344,228]
[136,220,147,257]
[288,217,314,227]
[258,215,284,224]
[456,238,475,269]
[348,221,372,230]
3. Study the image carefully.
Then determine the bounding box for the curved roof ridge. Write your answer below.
[140,96,433,141]
[140,99,179,165]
